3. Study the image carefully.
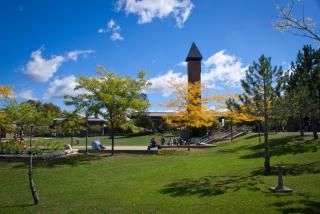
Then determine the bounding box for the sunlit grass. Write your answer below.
[0,133,319,213]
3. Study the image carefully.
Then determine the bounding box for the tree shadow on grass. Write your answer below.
[251,162,320,176]
[12,153,111,169]
[217,145,250,154]
[160,175,264,197]
[0,203,34,209]
[242,133,260,140]
[271,198,320,214]
[240,136,319,159]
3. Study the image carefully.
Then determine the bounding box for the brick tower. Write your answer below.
[186,42,202,84]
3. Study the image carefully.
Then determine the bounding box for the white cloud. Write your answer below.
[204,50,235,67]
[23,48,64,82]
[177,61,187,67]
[23,48,94,82]
[98,28,106,33]
[110,32,124,41]
[66,50,95,61]
[108,19,116,29]
[203,50,247,88]
[116,0,194,28]
[99,19,124,41]
[147,50,247,97]
[147,70,187,97]
[44,75,87,99]
[17,89,36,100]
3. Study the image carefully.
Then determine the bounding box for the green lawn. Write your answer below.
[36,133,172,148]
[0,133,319,213]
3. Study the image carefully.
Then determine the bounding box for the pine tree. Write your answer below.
[240,55,283,173]
[286,45,320,139]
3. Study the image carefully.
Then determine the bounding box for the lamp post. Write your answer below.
[85,116,88,154]
[28,124,39,205]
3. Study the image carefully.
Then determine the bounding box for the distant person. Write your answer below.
[148,137,157,150]
[160,136,166,145]
[173,138,177,146]
[91,140,105,151]
[18,136,24,145]
[168,137,173,146]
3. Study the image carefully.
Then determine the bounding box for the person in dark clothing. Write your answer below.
[148,137,161,150]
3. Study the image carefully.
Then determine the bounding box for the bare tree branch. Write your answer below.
[274,0,320,43]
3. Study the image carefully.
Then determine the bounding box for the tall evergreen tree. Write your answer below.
[287,45,320,139]
[240,55,283,173]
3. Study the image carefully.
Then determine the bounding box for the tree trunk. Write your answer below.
[257,121,261,144]
[230,120,233,141]
[187,127,191,151]
[85,118,88,154]
[299,116,304,137]
[71,129,74,147]
[311,118,318,140]
[111,122,114,155]
[263,118,271,173]
[263,77,271,174]
[28,126,39,205]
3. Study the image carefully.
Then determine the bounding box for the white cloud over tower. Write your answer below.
[147,50,247,96]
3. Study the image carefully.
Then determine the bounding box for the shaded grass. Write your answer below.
[0,133,319,213]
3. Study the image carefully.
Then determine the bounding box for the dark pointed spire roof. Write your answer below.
[185,42,203,61]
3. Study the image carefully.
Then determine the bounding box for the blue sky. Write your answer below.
[0,0,319,111]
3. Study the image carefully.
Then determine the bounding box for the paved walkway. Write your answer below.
[74,146,148,151]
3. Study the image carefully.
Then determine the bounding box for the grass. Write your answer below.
[34,133,173,148]
[0,132,319,213]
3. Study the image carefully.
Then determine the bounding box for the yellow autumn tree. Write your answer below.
[0,86,13,142]
[223,97,262,141]
[0,86,11,97]
[162,80,224,149]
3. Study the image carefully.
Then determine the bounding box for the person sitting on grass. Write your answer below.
[173,138,177,146]
[148,137,161,150]
[91,140,105,151]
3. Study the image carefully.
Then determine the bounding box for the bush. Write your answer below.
[0,140,26,154]
[0,139,62,154]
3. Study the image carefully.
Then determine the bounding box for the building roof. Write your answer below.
[185,42,203,61]
[145,112,175,117]
[54,117,106,122]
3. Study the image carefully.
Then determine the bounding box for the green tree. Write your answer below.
[240,55,283,173]
[25,100,62,136]
[285,45,320,139]
[60,111,85,146]
[224,98,260,141]
[64,93,99,154]
[6,100,41,205]
[133,113,152,129]
[74,67,150,155]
